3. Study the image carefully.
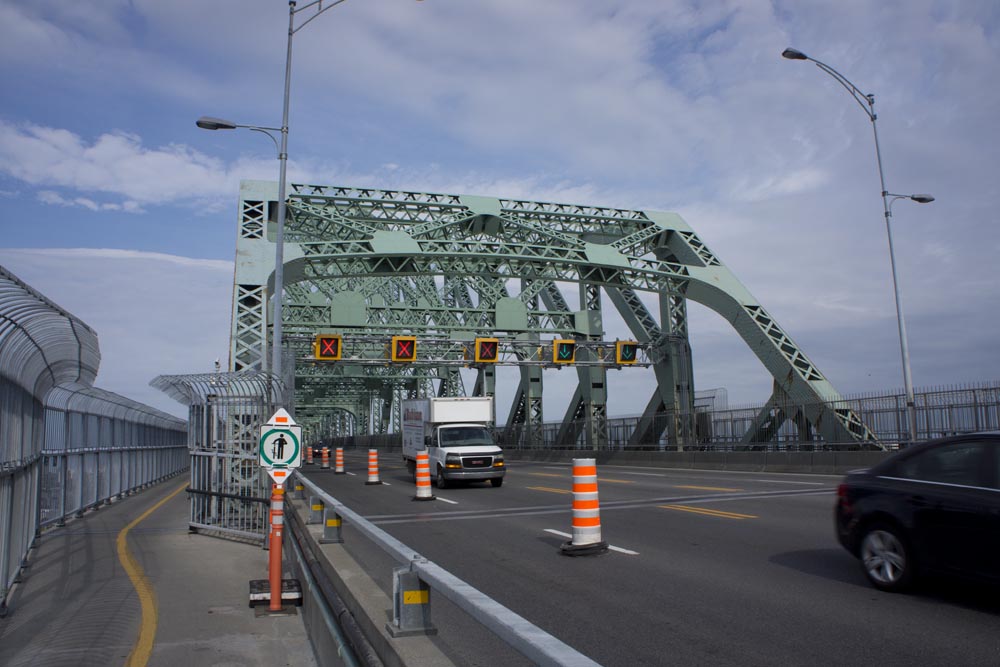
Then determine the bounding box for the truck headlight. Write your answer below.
[493,456,505,468]
[445,454,462,469]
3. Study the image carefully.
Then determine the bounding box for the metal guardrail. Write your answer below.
[293,471,601,667]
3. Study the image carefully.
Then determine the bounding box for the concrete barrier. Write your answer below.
[285,495,455,667]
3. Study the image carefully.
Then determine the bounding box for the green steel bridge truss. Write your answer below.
[230,180,877,448]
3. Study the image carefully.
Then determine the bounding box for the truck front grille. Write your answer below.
[461,455,494,469]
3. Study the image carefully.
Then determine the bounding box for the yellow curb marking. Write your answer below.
[527,486,572,494]
[119,482,188,667]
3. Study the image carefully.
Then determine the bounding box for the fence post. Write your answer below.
[386,563,437,637]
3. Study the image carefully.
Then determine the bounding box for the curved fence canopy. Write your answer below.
[46,382,186,431]
[150,370,283,406]
[0,265,100,397]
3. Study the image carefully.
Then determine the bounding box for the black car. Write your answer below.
[835,432,1000,592]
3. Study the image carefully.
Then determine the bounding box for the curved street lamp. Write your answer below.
[198,1,421,394]
[782,47,934,443]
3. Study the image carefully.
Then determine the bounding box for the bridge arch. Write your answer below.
[231,180,875,447]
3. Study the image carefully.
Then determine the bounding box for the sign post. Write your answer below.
[253,408,303,613]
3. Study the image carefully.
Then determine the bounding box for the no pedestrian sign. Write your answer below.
[259,409,302,476]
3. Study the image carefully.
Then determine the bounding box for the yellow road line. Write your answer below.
[675,485,742,492]
[528,472,634,484]
[119,482,188,667]
[659,504,757,520]
[527,486,572,494]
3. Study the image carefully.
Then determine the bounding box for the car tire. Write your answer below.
[490,477,503,488]
[859,523,916,592]
[406,459,416,480]
[436,466,449,489]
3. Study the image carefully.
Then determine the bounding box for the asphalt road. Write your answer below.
[303,451,1000,666]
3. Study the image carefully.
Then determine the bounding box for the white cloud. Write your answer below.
[0,121,231,206]
[37,189,145,213]
[0,248,234,418]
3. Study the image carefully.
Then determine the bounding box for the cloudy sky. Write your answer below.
[1,0,997,421]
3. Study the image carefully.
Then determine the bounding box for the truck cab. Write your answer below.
[429,423,505,488]
[401,397,505,489]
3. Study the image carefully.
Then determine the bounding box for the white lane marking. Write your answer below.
[544,529,639,556]
[437,496,459,505]
[347,472,357,476]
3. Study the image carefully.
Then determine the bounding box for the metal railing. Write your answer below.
[321,382,1000,453]
[1,265,188,614]
[293,471,600,667]
[151,371,285,542]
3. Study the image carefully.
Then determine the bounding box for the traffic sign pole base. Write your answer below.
[559,540,608,557]
[249,578,303,609]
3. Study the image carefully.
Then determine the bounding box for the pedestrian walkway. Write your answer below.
[0,477,318,667]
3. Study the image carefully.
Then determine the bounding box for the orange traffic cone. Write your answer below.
[334,447,345,474]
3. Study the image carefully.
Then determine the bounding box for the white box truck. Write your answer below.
[401,397,505,488]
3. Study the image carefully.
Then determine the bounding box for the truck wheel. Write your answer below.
[406,459,416,479]
[436,466,449,489]
[490,478,503,488]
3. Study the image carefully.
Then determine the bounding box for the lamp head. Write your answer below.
[196,116,238,131]
[781,48,809,61]
[910,194,935,204]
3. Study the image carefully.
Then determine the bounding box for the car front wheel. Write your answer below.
[859,524,915,592]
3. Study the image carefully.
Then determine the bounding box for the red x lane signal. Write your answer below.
[314,334,342,361]
[391,336,417,362]
[474,337,500,363]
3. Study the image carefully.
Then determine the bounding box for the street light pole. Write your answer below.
[200,0,421,396]
[782,48,934,443]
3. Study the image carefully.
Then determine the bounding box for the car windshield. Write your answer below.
[439,426,494,447]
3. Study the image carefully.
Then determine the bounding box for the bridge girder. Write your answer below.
[230,180,877,446]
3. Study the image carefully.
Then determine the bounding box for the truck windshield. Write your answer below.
[439,426,494,447]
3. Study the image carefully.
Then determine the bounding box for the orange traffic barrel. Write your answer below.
[413,450,435,501]
[334,447,345,475]
[365,449,382,485]
[560,457,608,556]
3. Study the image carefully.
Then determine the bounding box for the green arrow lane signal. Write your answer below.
[616,340,638,365]
[553,339,576,364]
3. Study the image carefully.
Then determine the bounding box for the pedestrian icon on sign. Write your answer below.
[272,433,287,460]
